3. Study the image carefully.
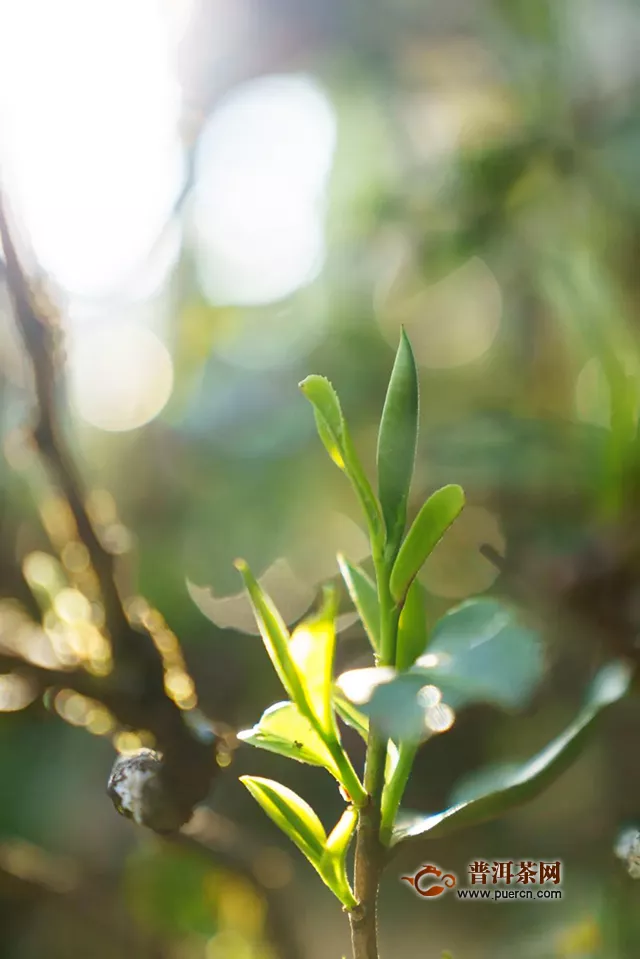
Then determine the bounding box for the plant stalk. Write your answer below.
[379,740,418,844]
[347,551,400,959]
[348,731,386,959]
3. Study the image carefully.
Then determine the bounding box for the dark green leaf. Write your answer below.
[396,579,428,671]
[391,660,632,845]
[337,554,380,652]
[390,485,465,603]
[377,329,419,548]
[341,599,544,741]
[426,597,544,710]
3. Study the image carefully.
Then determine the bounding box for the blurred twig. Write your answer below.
[0,187,216,826]
[0,186,305,958]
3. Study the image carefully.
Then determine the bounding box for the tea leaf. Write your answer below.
[377,329,419,549]
[396,579,428,671]
[240,776,326,865]
[337,554,380,653]
[238,701,339,772]
[392,660,632,845]
[390,485,465,603]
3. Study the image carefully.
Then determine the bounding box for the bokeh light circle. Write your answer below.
[193,73,337,305]
[68,324,174,432]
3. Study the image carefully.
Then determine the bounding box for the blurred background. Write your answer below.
[1,0,640,956]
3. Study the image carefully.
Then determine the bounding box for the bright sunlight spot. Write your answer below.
[0,0,184,297]
[193,73,337,306]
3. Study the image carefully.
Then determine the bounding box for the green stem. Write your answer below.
[325,735,368,807]
[296,699,367,807]
[347,549,401,959]
[380,741,418,844]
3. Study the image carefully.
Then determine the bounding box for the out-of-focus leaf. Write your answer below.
[299,375,382,541]
[240,776,326,865]
[396,579,428,671]
[424,413,605,497]
[237,701,339,772]
[340,599,543,741]
[377,330,419,548]
[426,598,544,709]
[390,485,465,603]
[333,689,399,781]
[125,844,220,937]
[289,585,338,736]
[392,660,633,845]
[448,762,524,807]
[337,554,380,652]
[321,807,358,908]
[234,560,305,705]
[188,558,315,633]
[344,669,430,743]
[334,691,370,740]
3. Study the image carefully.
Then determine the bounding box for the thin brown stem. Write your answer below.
[348,730,386,959]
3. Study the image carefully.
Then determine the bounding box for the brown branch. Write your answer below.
[348,795,384,959]
[0,187,300,957]
[0,188,217,827]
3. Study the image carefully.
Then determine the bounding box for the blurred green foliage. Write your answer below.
[1,0,640,957]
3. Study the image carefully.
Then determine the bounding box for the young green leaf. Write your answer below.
[334,691,370,740]
[320,807,358,908]
[337,554,380,653]
[299,375,382,542]
[237,701,340,772]
[395,579,428,671]
[391,659,633,846]
[289,585,338,737]
[390,484,465,603]
[234,560,306,706]
[240,776,326,865]
[377,329,419,549]
[299,375,345,467]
